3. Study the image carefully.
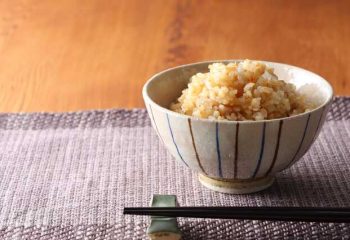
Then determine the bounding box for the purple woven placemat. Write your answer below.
[0,97,349,240]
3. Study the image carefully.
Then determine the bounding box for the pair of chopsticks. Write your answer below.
[123,207,350,223]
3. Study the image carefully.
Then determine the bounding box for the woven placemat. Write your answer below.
[0,97,349,240]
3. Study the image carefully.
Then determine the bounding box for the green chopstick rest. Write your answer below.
[147,195,182,240]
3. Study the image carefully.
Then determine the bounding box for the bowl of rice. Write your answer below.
[143,60,333,194]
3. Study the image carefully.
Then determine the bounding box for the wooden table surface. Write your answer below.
[0,0,349,112]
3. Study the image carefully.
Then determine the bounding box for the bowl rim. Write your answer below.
[143,59,334,124]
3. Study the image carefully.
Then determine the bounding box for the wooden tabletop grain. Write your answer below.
[0,0,349,112]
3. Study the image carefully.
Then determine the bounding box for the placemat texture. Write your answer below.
[0,97,349,240]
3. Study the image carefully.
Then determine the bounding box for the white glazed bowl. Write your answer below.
[143,60,333,194]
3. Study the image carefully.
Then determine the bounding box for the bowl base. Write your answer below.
[198,174,275,194]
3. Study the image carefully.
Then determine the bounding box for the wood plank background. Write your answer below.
[0,0,349,112]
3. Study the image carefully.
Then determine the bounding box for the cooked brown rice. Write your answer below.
[170,60,315,121]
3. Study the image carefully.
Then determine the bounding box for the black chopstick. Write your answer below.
[123,207,350,223]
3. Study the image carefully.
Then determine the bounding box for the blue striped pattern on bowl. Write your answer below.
[147,103,330,179]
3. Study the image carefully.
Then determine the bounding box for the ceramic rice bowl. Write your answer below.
[142,60,333,194]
